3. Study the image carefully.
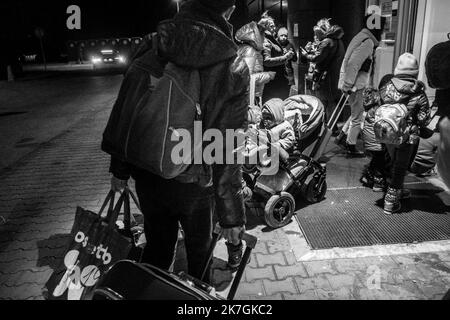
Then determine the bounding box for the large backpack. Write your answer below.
[425,35,450,90]
[374,103,409,145]
[124,62,202,179]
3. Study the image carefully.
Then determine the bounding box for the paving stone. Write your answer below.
[303,260,338,276]
[414,280,449,299]
[382,281,427,300]
[326,274,361,290]
[283,291,317,300]
[274,264,308,280]
[315,287,356,300]
[248,293,283,301]
[255,252,286,268]
[353,288,393,300]
[245,266,276,282]
[253,242,269,255]
[294,275,332,293]
[266,240,290,254]
[333,258,368,273]
[283,251,297,266]
[235,280,265,297]
[263,278,298,296]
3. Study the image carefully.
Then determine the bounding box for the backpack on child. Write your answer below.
[374,103,409,145]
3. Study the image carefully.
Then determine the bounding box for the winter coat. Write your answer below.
[236,22,273,98]
[262,101,296,152]
[438,117,450,188]
[339,28,379,92]
[378,74,432,143]
[282,42,298,86]
[304,25,345,98]
[102,1,249,228]
[263,32,290,78]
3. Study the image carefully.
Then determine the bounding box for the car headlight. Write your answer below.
[91,57,102,64]
[117,55,126,63]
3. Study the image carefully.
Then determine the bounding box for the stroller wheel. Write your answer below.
[305,178,327,204]
[264,192,295,229]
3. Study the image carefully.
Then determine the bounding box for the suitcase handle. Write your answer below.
[200,224,258,300]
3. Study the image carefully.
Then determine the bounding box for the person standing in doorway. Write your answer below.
[337,15,385,157]
[259,13,296,103]
[277,27,298,96]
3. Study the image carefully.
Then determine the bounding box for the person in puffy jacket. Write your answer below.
[102,0,249,280]
[337,15,384,157]
[301,19,345,121]
[259,13,296,102]
[236,21,275,107]
[378,53,431,214]
[360,88,389,192]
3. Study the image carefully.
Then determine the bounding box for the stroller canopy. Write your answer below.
[284,95,325,141]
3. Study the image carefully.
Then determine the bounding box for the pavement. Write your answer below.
[0,72,449,300]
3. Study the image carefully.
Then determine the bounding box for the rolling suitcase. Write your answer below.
[90,224,258,300]
[310,93,350,160]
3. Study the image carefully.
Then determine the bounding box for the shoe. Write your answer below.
[334,132,347,149]
[360,168,374,187]
[400,189,411,200]
[384,187,402,215]
[416,168,437,178]
[372,177,386,193]
[346,144,366,158]
[226,242,243,269]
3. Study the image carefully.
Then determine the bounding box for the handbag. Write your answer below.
[44,188,141,300]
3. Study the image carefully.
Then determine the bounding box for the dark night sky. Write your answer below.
[1,0,178,58]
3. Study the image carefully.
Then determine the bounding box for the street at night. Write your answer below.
[0,0,450,307]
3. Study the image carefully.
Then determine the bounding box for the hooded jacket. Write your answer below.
[304,25,345,98]
[236,22,273,98]
[339,28,379,92]
[378,74,431,143]
[102,0,249,228]
[262,99,296,152]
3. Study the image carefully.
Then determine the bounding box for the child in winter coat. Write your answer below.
[378,53,431,214]
[260,98,296,160]
[360,88,389,192]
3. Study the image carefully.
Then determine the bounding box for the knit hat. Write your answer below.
[197,0,236,14]
[395,53,419,77]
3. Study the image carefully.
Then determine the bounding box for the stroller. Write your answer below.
[243,94,344,229]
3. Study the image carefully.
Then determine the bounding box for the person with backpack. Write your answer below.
[301,18,345,122]
[376,53,432,214]
[337,15,384,157]
[101,0,249,281]
[360,88,389,192]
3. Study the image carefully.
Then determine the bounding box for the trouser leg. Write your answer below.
[386,144,414,189]
[179,196,214,280]
[135,178,179,270]
[346,90,365,145]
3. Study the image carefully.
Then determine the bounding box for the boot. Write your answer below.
[373,176,387,193]
[334,131,347,149]
[400,189,411,200]
[346,144,365,158]
[226,242,244,269]
[384,187,402,215]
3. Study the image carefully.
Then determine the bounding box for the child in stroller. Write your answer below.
[242,95,328,229]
